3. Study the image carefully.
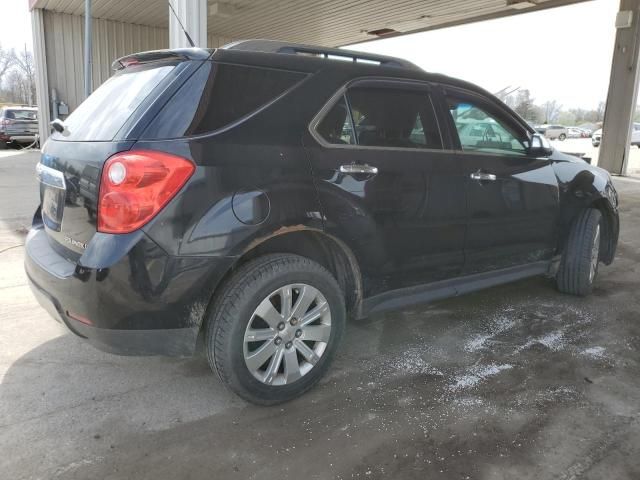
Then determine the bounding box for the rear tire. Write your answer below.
[559,133,567,141]
[556,208,602,296]
[206,254,345,405]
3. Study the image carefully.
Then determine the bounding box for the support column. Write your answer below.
[169,0,207,49]
[84,0,92,98]
[31,8,51,145]
[599,0,640,175]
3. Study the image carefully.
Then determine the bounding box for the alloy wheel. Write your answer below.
[243,284,332,386]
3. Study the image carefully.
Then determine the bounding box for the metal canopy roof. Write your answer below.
[31,0,590,47]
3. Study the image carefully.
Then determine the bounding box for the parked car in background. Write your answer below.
[534,125,547,135]
[544,124,568,141]
[0,106,38,149]
[592,123,640,147]
[567,127,588,139]
[25,41,620,404]
[577,123,598,136]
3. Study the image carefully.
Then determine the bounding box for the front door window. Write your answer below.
[447,97,527,156]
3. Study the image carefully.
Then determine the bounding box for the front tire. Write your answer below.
[206,254,346,405]
[556,208,602,296]
[559,133,567,141]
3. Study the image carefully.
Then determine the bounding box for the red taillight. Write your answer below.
[98,150,195,234]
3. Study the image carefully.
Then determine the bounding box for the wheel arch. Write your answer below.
[590,197,618,264]
[200,226,364,340]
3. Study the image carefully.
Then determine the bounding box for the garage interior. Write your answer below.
[28,0,640,175]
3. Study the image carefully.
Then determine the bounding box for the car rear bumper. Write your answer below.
[9,135,37,143]
[25,225,235,356]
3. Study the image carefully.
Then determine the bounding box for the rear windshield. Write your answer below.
[54,63,175,141]
[4,109,37,120]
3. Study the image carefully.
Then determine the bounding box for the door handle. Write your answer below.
[470,170,497,182]
[339,164,379,175]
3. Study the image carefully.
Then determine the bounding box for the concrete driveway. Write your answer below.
[1,150,640,479]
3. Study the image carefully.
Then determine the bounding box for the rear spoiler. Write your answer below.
[112,48,214,71]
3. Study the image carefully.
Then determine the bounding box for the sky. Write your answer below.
[0,0,622,110]
[348,0,619,111]
[0,0,33,52]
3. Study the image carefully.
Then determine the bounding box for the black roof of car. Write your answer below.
[112,40,533,134]
[114,41,483,94]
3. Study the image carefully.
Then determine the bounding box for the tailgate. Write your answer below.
[7,119,38,136]
[36,56,193,260]
[38,141,134,260]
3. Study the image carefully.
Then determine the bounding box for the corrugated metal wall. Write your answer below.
[208,34,235,48]
[42,10,233,113]
[43,10,169,111]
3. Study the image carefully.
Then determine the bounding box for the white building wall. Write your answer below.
[42,10,170,113]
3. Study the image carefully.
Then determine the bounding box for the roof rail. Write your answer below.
[221,39,420,70]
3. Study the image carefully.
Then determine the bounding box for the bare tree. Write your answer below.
[596,101,606,123]
[4,70,29,104]
[10,46,36,105]
[0,44,14,85]
[543,100,562,124]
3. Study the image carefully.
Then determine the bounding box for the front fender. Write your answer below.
[552,155,619,263]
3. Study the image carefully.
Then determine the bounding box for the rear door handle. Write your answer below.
[339,164,378,175]
[470,170,497,182]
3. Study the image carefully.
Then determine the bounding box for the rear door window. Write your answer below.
[316,85,442,150]
[316,96,355,145]
[54,63,175,141]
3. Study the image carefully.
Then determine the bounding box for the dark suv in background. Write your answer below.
[26,41,619,404]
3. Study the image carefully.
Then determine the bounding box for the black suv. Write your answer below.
[26,41,619,404]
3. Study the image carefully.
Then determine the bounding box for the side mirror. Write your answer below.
[528,133,553,157]
[50,118,69,136]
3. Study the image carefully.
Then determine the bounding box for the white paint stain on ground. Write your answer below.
[377,346,444,377]
[453,396,484,407]
[518,330,567,352]
[581,346,607,359]
[448,363,513,392]
[464,316,517,352]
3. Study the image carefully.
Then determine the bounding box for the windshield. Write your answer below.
[54,63,175,141]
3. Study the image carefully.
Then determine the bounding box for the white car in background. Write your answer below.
[544,124,568,141]
[592,123,640,147]
[567,127,587,138]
